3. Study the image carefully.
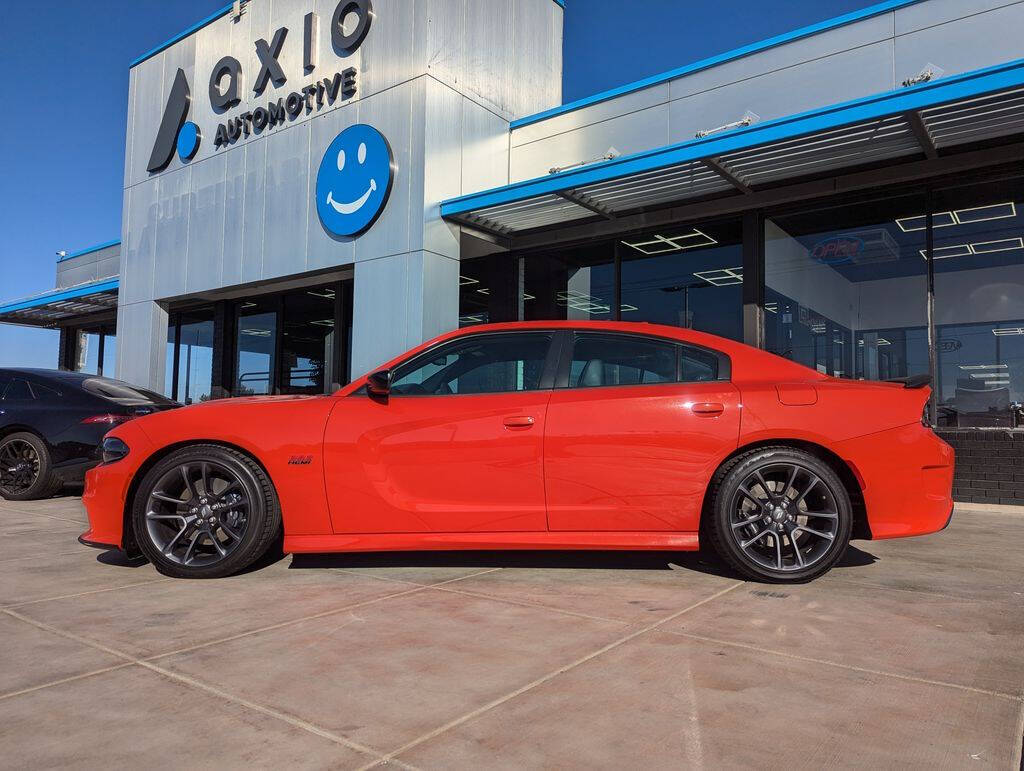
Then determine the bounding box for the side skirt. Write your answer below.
[284,531,700,554]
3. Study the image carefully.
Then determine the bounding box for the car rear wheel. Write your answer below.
[0,432,62,501]
[132,445,281,578]
[705,447,853,583]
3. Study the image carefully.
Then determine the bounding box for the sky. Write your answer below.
[0,0,883,368]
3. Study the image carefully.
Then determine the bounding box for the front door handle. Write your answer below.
[503,415,536,428]
[691,402,725,417]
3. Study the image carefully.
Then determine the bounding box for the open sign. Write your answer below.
[810,236,864,265]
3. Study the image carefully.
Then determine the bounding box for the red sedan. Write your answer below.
[81,321,954,583]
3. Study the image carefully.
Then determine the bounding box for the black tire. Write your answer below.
[705,446,852,583]
[0,432,62,501]
[132,444,281,579]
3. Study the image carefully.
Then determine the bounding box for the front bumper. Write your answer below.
[836,423,954,540]
[80,422,154,551]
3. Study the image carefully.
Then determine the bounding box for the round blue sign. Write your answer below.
[316,124,395,237]
[177,121,200,161]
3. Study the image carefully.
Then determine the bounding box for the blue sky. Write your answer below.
[0,0,882,368]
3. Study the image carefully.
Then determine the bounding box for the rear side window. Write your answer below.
[28,381,62,399]
[2,379,33,400]
[81,377,171,405]
[566,333,722,389]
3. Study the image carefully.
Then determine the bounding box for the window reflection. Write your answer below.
[932,178,1023,428]
[620,221,743,341]
[166,310,215,404]
[236,301,277,396]
[766,195,927,378]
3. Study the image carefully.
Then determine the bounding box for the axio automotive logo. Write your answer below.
[315,124,394,237]
[147,68,201,173]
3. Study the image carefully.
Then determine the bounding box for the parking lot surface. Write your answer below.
[0,496,1022,769]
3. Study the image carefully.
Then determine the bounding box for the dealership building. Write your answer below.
[1,0,1023,501]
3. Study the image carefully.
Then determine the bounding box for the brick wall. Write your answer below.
[936,429,1024,506]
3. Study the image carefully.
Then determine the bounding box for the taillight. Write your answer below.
[82,414,132,426]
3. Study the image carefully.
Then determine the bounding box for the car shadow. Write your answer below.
[290,548,739,579]
[290,543,880,581]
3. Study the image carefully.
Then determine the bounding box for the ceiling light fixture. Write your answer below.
[959,364,1008,370]
[992,327,1024,336]
[459,276,479,286]
[896,211,957,232]
[954,201,1016,224]
[622,229,718,255]
[692,267,742,286]
[919,237,1023,260]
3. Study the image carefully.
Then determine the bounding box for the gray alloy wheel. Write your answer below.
[706,447,853,583]
[132,445,281,578]
[0,433,61,501]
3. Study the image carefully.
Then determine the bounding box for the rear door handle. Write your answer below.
[691,402,725,417]
[503,415,536,428]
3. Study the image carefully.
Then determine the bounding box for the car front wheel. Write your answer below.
[132,444,281,578]
[705,447,853,583]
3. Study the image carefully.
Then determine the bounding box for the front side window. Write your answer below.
[390,333,552,396]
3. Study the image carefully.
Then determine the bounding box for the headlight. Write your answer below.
[101,437,130,464]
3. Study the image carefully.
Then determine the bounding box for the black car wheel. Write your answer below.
[132,444,281,578]
[705,447,853,583]
[0,432,62,501]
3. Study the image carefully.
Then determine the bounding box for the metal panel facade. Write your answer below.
[508,0,1024,183]
[119,0,563,389]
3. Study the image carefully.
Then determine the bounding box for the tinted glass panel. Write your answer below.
[3,379,32,400]
[281,287,336,394]
[391,333,551,396]
[619,220,743,341]
[75,331,101,374]
[523,243,616,322]
[932,177,1024,428]
[568,334,677,388]
[236,302,277,396]
[101,334,117,377]
[29,381,61,399]
[766,193,928,379]
[82,378,173,405]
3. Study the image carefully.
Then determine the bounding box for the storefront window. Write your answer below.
[281,287,337,394]
[236,300,277,396]
[766,194,928,378]
[73,326,115,376]
[102,334,117,378]
[166,310,214,404]
[523,242,615,321]
[932,177,1024,428]
[459,253,520,327]
[76,331,101,374]
[619,220,743,341]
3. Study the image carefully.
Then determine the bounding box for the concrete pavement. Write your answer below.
[0,496,1022,769]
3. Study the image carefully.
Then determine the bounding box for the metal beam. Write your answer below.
[905,110,938,159]
[457,216,514,243]
[555,189,615,219]
[703,157,752,194]
[510,141,1024,250]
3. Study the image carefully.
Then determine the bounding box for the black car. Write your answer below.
[0,369,179,500]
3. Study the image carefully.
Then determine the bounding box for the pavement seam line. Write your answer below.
[425,583,632,626]
[662,629,1024,701]
[363,580,745,769]
[0,549,85,564]
[2,577,175,609]
[0,663,136,702]
[0,507,88,525]
[0,607,400,765]
[144,567,503,661]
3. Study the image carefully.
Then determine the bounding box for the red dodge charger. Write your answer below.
[81,321,954,582]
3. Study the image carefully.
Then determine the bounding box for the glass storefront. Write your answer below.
[619,220,743,341]
[766,194,928,379]
[459,218,743,341]
[235,298,278,396]
[166,309,215,405]
[72,324,116,377]
[455,172,1023,429]
[931,177,1024,428]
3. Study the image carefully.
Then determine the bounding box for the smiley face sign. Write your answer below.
[316,124,395,237]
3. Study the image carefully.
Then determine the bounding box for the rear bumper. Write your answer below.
[835,423,954,540]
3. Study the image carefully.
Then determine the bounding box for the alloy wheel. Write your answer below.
[0,439,41,496]
[144,461,251,567]
[728,462,840,573]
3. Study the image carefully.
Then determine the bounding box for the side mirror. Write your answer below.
[366,369,392,398]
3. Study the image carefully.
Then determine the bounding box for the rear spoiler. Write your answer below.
[886,374,931,389]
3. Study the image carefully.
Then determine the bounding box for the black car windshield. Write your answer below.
[80,377,175,407]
